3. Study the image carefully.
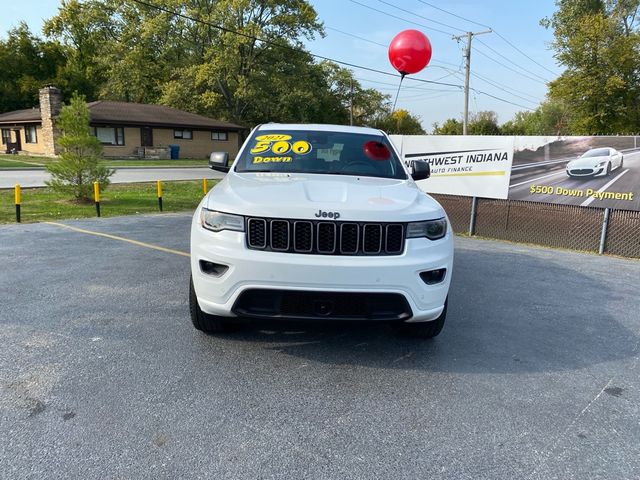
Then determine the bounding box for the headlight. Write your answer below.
[406,218,447,240]
[200,208,245,232]
[596,161,607,167]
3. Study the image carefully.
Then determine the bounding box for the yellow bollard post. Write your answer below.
[15,184,21,223]
[157,180,163,212]
[203,177,208,195]
[93,181,101,217]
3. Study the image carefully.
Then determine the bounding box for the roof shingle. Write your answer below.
[0,101,243,130]
[0,108,41,123]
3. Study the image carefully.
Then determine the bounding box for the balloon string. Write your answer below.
[391,74,405,114]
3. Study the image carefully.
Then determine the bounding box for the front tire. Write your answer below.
[395,298,447,339]
[606,162,612,176]
[189,276,237,333]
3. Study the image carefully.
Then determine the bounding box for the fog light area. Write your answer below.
[420,268,446,285]
[199,260,229,277]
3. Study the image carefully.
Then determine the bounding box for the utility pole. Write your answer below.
[453,29,492,237]
[452,29,492,135]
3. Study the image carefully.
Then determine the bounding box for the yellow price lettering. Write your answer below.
[255,134,291,142]
[291,140,312,155]
[271,141,291,154]
[250,141,272,154]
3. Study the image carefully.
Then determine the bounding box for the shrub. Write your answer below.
[45,92,114,201]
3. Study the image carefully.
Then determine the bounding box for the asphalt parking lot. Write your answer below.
[1,214,639,480]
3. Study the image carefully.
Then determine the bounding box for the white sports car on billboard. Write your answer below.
[566,147,624,178]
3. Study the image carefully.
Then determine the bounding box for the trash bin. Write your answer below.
[169,144,180,159]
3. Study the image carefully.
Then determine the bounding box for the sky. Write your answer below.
[2,0,561,132]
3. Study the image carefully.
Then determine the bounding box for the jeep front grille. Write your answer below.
[246,217,405,256]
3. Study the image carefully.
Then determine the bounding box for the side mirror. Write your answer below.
[410,160,430,181]
[209,152,230,172]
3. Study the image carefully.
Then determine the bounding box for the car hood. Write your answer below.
[567,156,610,168]
[205,172,445,222]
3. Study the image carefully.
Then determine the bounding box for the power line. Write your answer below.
[325,26,386,48]
[348,0,455,36]
[326,25,467,76]
[375,0,464,33]
[492,30,559,77]
[127,0,534,111]
[472,70,539,101]
[473,46,548,85]
[473,89,534,110]
[126,0,462,90]
[324,25,462,78]
[476,38,550,83]
[416,0,492,29]
[471,72,539,103]
[416,0,560,77]
[350,0,545,107]
[325,26,464,76]
[356,76,459,90]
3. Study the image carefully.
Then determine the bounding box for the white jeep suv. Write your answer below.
[190,124,453,338]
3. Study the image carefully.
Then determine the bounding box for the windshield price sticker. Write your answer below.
[250,134,313,161]
[253,156,292,163]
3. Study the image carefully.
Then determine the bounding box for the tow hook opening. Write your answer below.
[199,260,229,277]
[420,268,446,285]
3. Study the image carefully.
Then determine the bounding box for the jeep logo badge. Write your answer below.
[315,209,341,220]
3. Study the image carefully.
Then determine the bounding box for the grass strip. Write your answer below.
[0,180,215,224]
[0,154,209,168]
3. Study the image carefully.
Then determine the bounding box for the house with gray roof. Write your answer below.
[0,86,244,159]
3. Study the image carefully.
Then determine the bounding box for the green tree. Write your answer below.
[374,109,425,134]
[468,111,501,135]
[501,99,571,135]
[0,23,66,113]
[42,0,416,127]
[45,93,113,201]
[43,0,403,127]
[542,0,640,133]
[432,118,463,135]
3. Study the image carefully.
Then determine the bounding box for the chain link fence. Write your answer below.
[433,193,640,259]
[606,210,640,258]
[431,194,471,234]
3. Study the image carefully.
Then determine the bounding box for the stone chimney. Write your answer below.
[39,85,62,156]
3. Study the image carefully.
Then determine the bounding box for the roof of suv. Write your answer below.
[256,123,385,136]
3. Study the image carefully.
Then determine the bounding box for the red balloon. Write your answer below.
[363,141,391,161]
[388,30,432,75]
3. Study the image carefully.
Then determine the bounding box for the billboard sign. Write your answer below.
[507,136,639,211]
[390,135,514,199]
[390,134,639,211]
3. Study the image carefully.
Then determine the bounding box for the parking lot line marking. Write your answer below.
[45,222,190,257]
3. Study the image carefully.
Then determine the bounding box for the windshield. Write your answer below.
[581,148,611,158]
[235,130,407,179]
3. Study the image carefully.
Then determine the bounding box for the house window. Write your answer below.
[93,127,125,145]
[25,125,37,144]
[211,131,228,141]
[1,129,10,145]
[174,129,193,140]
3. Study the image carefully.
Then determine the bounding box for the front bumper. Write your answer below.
[190,215,454,323]
[567,166,606,177]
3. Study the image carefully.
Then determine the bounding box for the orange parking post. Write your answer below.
[157,180,163,212]
[203,177,208,195]
[15,184,21,223]
[93,181,101,217]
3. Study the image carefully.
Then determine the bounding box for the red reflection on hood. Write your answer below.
[363,141,391,161]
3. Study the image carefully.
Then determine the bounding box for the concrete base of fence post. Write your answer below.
[599,208,611,255]
[469,197,478,236]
